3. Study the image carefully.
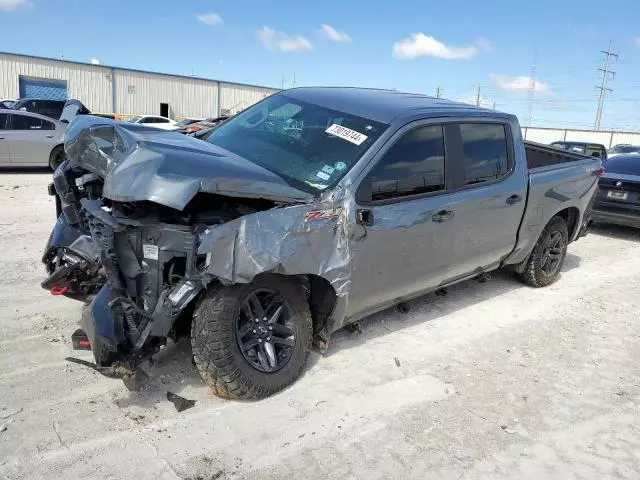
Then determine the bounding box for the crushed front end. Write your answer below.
[42,117,295,367]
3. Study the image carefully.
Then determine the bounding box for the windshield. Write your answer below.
[609,145,640,154]
[127,116,142,123]
[205,94,388,192]
[552,142,586,153]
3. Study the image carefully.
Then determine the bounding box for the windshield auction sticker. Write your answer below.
[325,124,368,146]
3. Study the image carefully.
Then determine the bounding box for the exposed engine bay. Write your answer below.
[44,162,278,365]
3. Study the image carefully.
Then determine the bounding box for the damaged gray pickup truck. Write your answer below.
[43,87,601,399]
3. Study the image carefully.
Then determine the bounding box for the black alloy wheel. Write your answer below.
[236,289,296,373]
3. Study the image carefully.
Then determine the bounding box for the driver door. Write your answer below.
[347,122,460,319]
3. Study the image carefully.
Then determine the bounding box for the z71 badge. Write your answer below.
[304,208,343,222]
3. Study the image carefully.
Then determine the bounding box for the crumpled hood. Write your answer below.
[64,116,314,210]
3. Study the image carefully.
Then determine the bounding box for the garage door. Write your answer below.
[19,77,68,100]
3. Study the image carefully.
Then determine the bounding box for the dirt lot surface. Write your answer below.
[1,172,640,480]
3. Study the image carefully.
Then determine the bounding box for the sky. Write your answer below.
[1,0,640,131]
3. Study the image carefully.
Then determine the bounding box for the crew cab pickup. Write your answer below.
[43,87,601,399]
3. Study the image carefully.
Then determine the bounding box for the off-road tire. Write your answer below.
[49,145,65,171]
[191,275,312,400]
[518,216,568,288]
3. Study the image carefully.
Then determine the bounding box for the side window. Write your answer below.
[0,113,7,130]
[156,117,169,123]
[139,117,152,124]
[458,123,509,186]
[366,125,445,202]
[12,115,53,130]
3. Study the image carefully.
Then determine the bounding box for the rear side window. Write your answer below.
[366,125,445,202]
[458,123,509,186]
[155,117,169,123]
[11,114,55,130]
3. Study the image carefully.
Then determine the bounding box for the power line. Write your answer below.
[595,41,618,131]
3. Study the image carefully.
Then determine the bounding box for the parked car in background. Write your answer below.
[0,99,86,170]
[183,115,229,133]
[607,144,640,159]
[174,117,203,128]
[126,115,178,130]
[44,87,600,399]
[11,98,90,119]
[593,153,640,228]
[0,99,17,109]
[550,141,607,160]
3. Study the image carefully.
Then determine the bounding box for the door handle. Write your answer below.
[506,194,522,205]
[356,209,374,226]
[432,210,454,223]
[46,135,54,138]
[0,137,4,140]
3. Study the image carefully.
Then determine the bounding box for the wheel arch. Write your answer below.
[553,206,580,241]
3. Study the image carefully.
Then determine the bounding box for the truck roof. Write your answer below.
[284,86,510,124]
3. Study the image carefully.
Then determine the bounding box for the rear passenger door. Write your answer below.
[5,113,57,166]
[443,122,527,280]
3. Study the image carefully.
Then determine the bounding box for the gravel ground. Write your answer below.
[1,172,640,480]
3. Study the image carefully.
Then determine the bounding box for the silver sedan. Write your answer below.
[0,100,85,170]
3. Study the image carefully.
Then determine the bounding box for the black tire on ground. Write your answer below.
[191,275,313,400]
[49,145,65,171]
[517,216,569,288]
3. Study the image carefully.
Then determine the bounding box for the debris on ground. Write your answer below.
[167,392,196,412]
[0,407,23,419]
[500,425,516,434]
[394,357,401,367]
[0,419,14,433]
[348,322,363,334]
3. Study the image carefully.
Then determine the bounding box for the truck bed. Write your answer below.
[524,141,598,170]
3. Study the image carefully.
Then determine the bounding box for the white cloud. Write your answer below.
[634,37,640,47]
[319,24,350,42]
[0,0,29,10]
[257,26,313,53]
[476,37,493,52]
[490,74,550,93]
[197,13,223,27]
[392,33,479,60]
[90,58,101,65]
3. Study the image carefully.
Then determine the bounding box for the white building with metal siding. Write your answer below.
[0,52,278,118]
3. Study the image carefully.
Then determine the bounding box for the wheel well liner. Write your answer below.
[306,275,338,336]
[554,207,580,241]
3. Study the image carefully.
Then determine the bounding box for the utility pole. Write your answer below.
[475,85,481,107]
[492,101,496,110]
[595,41,617,131]
[292,71,296,88]
[281,73,285,90]
[435,87,442,99]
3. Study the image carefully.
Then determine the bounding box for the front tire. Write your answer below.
[518,216,569,288]
[191,275,312,400]
[49,145,65,171]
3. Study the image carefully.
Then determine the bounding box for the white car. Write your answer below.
[127,115,178,131]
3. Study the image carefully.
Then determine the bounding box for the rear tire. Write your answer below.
[49,145,65,171]
[518,216,568,288]
[191,275,312,400]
